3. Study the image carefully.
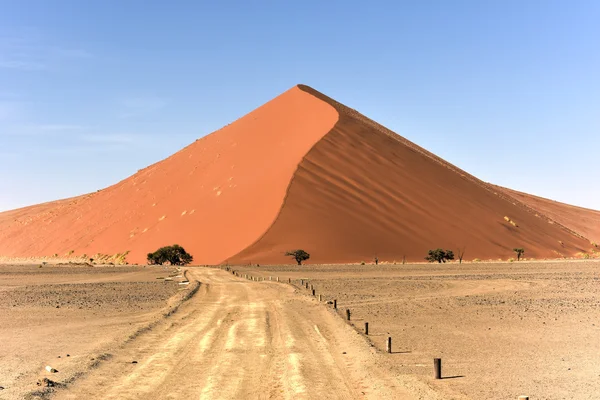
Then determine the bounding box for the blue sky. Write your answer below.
[1,0,599,211]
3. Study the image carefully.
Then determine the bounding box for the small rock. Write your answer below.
[37,378,55,387]
[45,366,58,373]
[66,354,70,357]
[342,352,347,354]
[132,361,138,364]
[57,356,61,358]
[0,386,4,390]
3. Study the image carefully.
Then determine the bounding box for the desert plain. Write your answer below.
[1,260,598,399]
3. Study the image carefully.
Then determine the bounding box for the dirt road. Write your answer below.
[59,268,420,400]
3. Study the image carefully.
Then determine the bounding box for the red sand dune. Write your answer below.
[0,85,596,264]
[492,185,600,244]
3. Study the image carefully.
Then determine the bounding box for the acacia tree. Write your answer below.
[285,249,310,265]
[513,247,525,261]
[425,248,455,263]
[147,244,193,266]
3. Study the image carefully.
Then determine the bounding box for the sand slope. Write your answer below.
[229,86,591,264]
[493,185,600,244]
[0,87,338,264]
[0,85,594,264]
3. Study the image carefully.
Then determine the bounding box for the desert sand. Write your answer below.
[0,263,188,399]
[3,262,598,399]
[0,85,597,265]
[232,260,600,400]
[494,185,600,244]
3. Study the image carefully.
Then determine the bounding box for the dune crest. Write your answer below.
[0,85,595,264]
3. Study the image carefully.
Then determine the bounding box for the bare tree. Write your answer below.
[457,246,466,264]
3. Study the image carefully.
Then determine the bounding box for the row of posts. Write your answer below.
[221,266,529,398]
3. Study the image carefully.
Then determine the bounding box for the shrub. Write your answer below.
[513,247,525,261]
[425,249,455,263]
[285,249,310,265]
[147,245,193,266]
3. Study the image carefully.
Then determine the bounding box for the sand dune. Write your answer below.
[493,185,600,244]
[0,85,594,264]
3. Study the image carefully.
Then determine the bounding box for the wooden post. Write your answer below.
[334,299,337,309]
[434,358,442,379]
[365,322,369,335]
[312,289,315,296]
[277,277,279,282]
[288,278,291,283]
[269,276,272,281]
[305,282,308,289]
[386,337,392,353]
[310,284,314,291]
[346,309,351,320]
[318,294,322,301]
[301,279,304,285]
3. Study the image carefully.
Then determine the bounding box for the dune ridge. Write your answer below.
[493,185,600,243]
[0,85,595,264]
[0,86,338,264]
[228,85,591,264]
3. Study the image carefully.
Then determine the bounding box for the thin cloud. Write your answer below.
[0,102,22,121]
[118,96,168,117]
[35,124,87,131]
[0,32,93,71]
[0,123,87,136]
[80,133,136,144]
[0,59,46,71]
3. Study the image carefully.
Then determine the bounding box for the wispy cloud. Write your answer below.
[80,133,136,144]
[0,60,46,71]
[118,96,168,117]
[0,101,23,121]
[0,123,88,136]
[34,124,87,131]
[0,31,92,71]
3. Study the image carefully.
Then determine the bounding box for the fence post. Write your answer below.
[365,322,369,335]
[346,309,351,320]
[334,299,337,309]
[434,358,442,379]
[386,337,392,353]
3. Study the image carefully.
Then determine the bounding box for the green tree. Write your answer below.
[425,248,455,263]
[285,249,310,265]
[147,244,193,266]
[513,247,525,261]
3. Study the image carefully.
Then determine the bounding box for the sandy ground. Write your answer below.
[234,261,600,400]
[0,264,184,399]
[54,268,424,400]
[2,261,599,399]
